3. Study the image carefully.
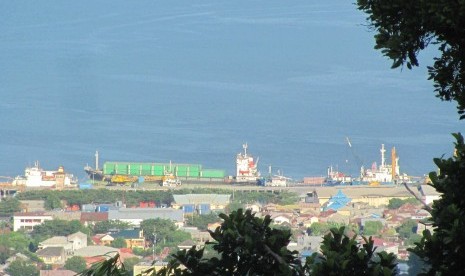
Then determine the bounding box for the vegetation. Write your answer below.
[357,0,465,118]
[140,218,191,249]
[387,198,419,209]
[185,213,221,231]
[111,237,127,248]
[5,259,39,276]
[80,209,397,275]
[92,220,132,234]
[64,256,87,273]
[409,134,465,275]
[358,0,465,274]
[30,219,89,246]
[363,221,384,236]
[306,227,397,275]
[0,198,21,216]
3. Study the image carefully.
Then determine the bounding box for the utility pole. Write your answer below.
[152,232,157,261]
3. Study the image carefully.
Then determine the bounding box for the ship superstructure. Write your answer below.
[13,161,77,188]
[235,143,260,183]
[357,144,401,184]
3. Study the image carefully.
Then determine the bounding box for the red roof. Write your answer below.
[80,212,108,222]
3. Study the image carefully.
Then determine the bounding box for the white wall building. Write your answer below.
[13,212,53,231]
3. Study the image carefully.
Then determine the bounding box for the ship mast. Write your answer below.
[380,144,386,168]
[95,151,99,170]
[391,147,397,181]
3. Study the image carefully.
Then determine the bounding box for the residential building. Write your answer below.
[36,247,66,265]
[110,229,145,249]
[13,212,53,231]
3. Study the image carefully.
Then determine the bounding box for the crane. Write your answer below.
[345,137,364,176]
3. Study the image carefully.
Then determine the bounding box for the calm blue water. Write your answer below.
[0,1,462,181]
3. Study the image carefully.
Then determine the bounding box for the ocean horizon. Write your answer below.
[0,0,462,181]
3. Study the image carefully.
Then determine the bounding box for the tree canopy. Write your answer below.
[64,256,88,273]
[357,0,465,118]
[80,209,398,276]
[410,133,465,275]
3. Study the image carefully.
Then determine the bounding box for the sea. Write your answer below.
[0,0,462,182]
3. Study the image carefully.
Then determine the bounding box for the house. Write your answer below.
[108,208,184,227]
[110,229,145,249]
[13,212,53,231]
[36,247,66,265]
[92,234,114,246]
[38,231,87,255]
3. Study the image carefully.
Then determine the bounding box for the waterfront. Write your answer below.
[0,0,461,180]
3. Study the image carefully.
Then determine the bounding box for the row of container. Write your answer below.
[103,162,225,178]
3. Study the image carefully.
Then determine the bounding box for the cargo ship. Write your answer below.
[324,144,412,186]
[235,143,261,184]
[84,151,226,184]
[13,161,77,188]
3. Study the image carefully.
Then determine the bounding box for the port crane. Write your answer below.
[345,137,364,177]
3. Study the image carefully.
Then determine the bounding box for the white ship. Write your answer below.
[235,143,260,183]
[12,161,77,188]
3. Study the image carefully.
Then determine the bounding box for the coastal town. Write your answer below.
[0,144,439,275]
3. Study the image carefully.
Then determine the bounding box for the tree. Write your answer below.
[64,256,87,273]
[409,133,465,275]
[111,237,127,249]
[306,227,398,276]
[44,193,62,210]
[140,218,177,244]
[185,213,221,231]
[357,0,465,118]
[122,257,141,275]
[0,197,21,216]
[79,209,398,276]
[5,259,39,276]
[363,221,383,236]
[396,219,418,240]
[92,220,132,234]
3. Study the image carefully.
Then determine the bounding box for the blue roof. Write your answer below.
[323,190,351,211]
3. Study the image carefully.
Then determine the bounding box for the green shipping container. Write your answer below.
[201,169,225,178]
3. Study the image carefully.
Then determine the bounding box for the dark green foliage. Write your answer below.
[410,133,465,275]
[185,213,221,231]
[0,197,21,216]
[357,0,465,118]
[363,221,384,236]
[111,237,127,248]
[123,257,141,275]
[5,259,39,276]
[396,219,418,240]
[92,220,132,234]
[65,256,87,273]
[140,218,191,249]
[81,210,399,276]
[16,189,174,207]
[31,219,88,243]
[44,193,62,210]
[305,227,398,276]
[158,209,303,275]
[387,198,419,209]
